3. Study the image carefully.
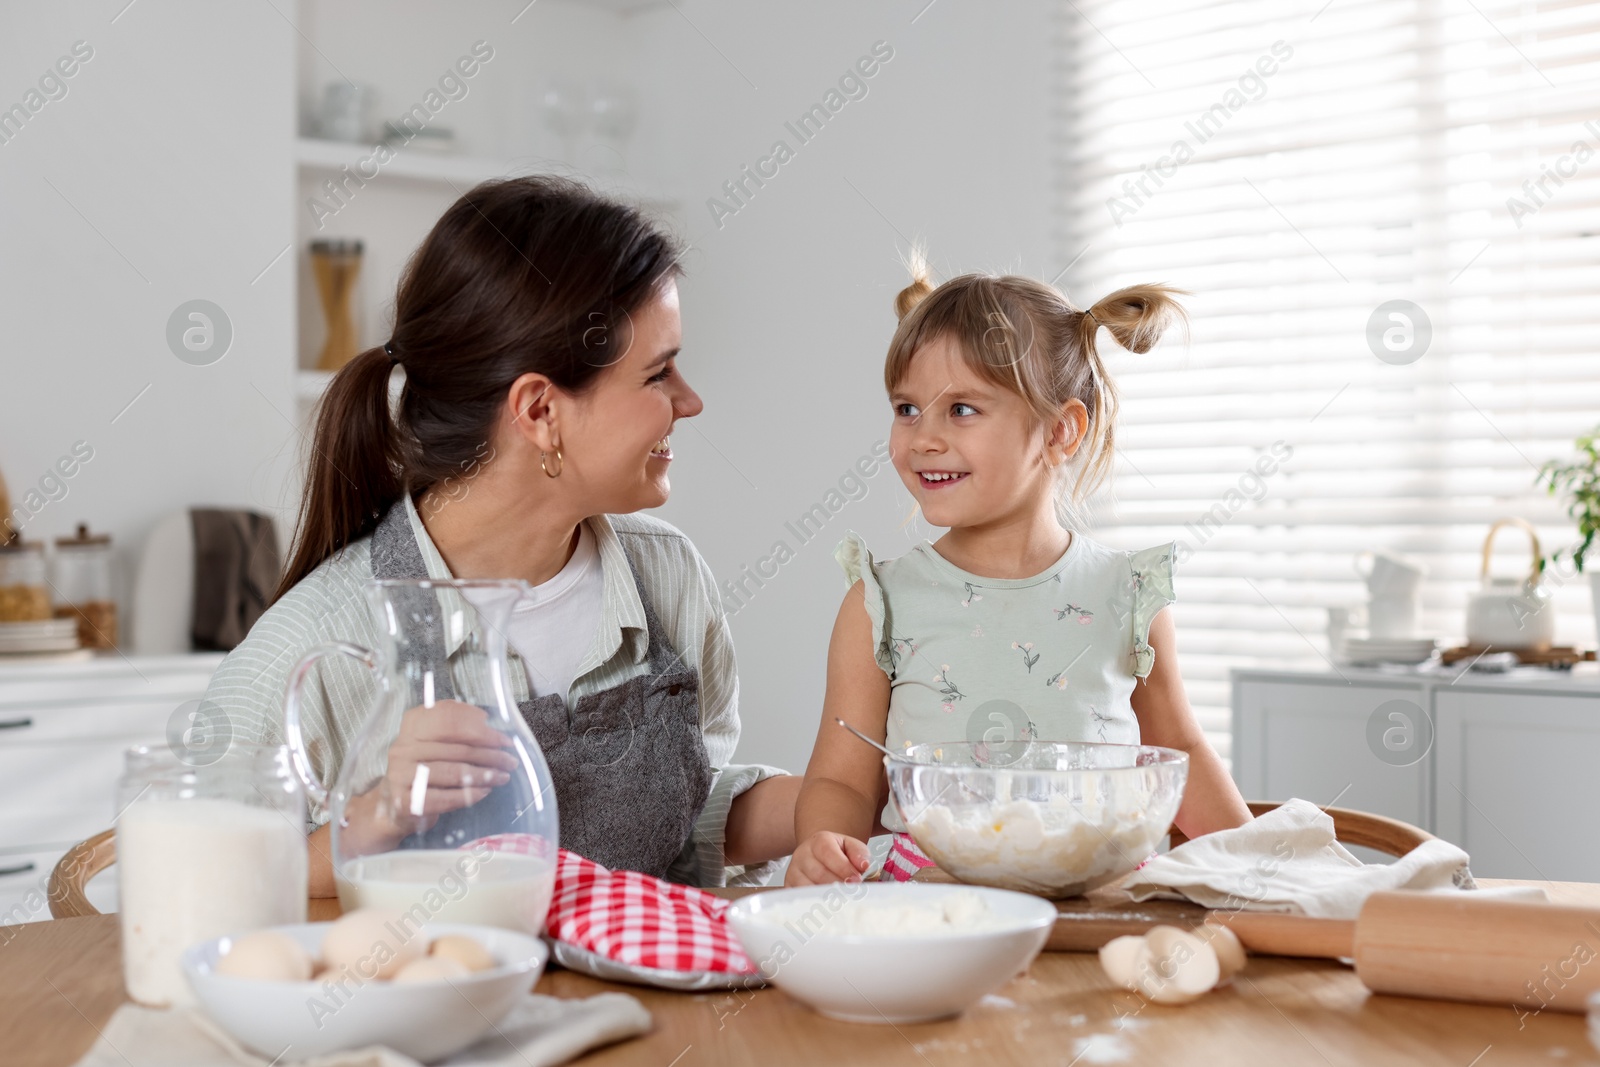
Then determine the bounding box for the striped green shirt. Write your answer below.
[203,492,784,886]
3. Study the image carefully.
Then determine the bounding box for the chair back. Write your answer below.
[1167,801,1433,856]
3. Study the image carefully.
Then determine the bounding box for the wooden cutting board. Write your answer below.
[909,866,1214,951]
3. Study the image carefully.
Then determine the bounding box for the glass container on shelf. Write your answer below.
[0,539,50,622]
[316,81,372,143]
[590,82,640,172]
[284,579,559,935]
[541,79,589,164]
[52,523,117,649]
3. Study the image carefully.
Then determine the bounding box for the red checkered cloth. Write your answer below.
[471,834,758,976]
[881,832,938,882]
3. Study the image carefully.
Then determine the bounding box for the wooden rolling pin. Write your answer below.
[1213,891,1600,1013]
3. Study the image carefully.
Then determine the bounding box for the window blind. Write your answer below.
[1056,0,1600,757]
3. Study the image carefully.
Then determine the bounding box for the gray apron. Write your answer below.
[369,500,714,881]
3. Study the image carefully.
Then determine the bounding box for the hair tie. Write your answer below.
[383,341,399,364]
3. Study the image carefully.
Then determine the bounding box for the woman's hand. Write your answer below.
[785,830,871,886]
[724,774,803,867]
[347,700,521,850]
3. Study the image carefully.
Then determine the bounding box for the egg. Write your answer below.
[429,934,496,973]
[320,909,425,981]
[1199,922,1247,981]
[392,956,471,984]
[216,930,314,982]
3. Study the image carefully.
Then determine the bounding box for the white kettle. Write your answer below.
[1465,518,1555,651]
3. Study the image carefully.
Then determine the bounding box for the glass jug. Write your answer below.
[283,579,559,935]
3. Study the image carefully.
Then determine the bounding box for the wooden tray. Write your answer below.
[1439,644,1595,667]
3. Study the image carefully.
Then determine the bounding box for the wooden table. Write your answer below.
[6,882,1600,1067]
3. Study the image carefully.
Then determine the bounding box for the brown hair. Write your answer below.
[886,253,1185,521]
[274,176,683,602]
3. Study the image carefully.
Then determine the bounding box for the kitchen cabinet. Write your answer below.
[1434,688,1600,882]
[1232,678,1432,832]
[1232,666,1600,880]
[0,654,222,926]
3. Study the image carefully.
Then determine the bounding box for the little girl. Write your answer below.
[787,260,1252,886]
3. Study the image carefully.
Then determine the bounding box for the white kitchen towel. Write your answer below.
[72,992,651,1067]
[1122,798,1548,920]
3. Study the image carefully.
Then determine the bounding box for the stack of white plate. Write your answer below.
[1341,636,1438,666]
[0,618,82,655]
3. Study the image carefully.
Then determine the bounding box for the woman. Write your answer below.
[205,176,800,895]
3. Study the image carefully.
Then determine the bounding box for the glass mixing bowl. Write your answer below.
[887,741,1189,898]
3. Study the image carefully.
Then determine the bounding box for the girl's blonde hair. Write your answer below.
[886,252,1186,524]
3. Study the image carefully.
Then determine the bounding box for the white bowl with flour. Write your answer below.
[725,883,1055,1023]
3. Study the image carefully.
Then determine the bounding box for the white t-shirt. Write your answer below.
[466,523,605,702]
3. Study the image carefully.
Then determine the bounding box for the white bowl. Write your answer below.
[183,922,547,1063]
[725,883,1055,1024]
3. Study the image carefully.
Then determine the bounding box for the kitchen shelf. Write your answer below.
[295,137,542,188]
[294,138,679,214]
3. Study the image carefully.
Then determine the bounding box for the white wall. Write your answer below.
[0,1,295,629]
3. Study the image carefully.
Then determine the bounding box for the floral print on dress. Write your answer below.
[1055,602,1094,624]
[1045,646,1091,691]
[889,635,919,670]
[960,582,983,608]
[1011,641,1040,672]
[1089,704,1115,741]
[933,663,964,712]
[1129,553,1171,594]
[1128,546,1177,679]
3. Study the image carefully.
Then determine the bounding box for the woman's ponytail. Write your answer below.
[273,345,403,602]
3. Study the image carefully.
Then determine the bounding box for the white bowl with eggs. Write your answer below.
[725,883,1055,1024]
[182,915,547,1063]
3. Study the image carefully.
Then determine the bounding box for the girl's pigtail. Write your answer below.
[1076,283,1188,357]
[1065,284,1188,516]
[894,245,936,320]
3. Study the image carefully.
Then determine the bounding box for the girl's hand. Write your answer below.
[786,830,872,886]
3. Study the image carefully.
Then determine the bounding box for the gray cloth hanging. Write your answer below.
[190,509,281,651]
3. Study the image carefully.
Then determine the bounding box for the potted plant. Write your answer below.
[1538,424,1600,649]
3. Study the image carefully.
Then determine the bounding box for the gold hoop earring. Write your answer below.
[541,448,564,478]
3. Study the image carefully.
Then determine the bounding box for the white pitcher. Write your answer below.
[1354,550,1426,599]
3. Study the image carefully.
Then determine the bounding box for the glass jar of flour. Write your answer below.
[116,742,308,1008]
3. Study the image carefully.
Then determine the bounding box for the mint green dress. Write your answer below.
[836,530,1177,832]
